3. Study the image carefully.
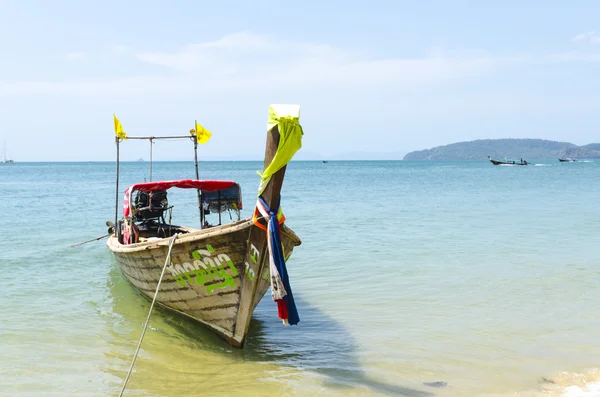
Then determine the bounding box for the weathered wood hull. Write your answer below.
[107,218,301,347]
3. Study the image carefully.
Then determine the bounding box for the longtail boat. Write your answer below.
[558,158,576,162]
[106,105,303,347]
[488,156,528,166]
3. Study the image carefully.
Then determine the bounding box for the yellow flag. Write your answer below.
[194,121,212,144]
[113,114,127,139]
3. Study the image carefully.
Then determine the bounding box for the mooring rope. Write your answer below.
[118,233,178,397]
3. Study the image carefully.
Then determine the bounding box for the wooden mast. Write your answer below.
[232,124,287,347]
[193,121,203,228]
[114,137,120,231]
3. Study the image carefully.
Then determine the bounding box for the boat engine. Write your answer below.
[133,190,169,222]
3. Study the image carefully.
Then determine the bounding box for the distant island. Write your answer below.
[403,139,600,160]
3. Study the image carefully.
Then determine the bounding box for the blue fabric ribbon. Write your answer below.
[258,196,300,326]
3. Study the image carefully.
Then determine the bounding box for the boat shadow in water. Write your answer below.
[106,266,433,397]
[241,298,435,397]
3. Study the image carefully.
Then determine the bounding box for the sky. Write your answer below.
[1,0,600,161]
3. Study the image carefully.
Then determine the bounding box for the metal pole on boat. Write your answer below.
[149,137,153,182]
[218,190,221,225]
[193,120,202,228]
[114,137,120,232]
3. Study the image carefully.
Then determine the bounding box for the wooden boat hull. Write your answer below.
[107,218,301,347]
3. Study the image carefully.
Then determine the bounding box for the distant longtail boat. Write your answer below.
[488,156,528,166]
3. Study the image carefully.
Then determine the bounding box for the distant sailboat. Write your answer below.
[2,141,14,164]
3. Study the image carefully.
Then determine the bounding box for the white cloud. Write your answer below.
[135,32,492,88]
[0,33,494,99]
[66,52,87,61]
[2,32,600,100]
[546,51,600,63]
[572,31,600,44]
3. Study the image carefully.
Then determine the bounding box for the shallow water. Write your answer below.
[1,159,599,396]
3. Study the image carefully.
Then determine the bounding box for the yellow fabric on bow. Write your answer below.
[257,104,303,194]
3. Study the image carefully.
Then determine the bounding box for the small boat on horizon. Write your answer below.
[558,158,576,162]
[488,156,528,166]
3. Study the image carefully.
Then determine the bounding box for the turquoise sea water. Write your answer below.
[1,159,600,397]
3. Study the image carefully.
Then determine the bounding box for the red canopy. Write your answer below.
[128,179,236,193]
[123,179,241,217]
